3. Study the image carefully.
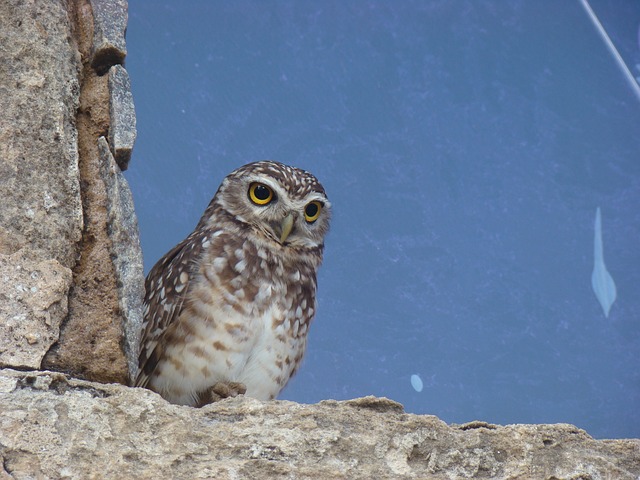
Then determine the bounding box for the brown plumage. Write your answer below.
[134,161,331,406]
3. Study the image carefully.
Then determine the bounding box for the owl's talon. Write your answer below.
[212,381,247,398]
[196,381,247,407]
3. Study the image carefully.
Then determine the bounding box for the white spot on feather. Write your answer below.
[213,257,227,273]
[256,283,273,303]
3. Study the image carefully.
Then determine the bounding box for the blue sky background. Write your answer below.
[124,1,640,438]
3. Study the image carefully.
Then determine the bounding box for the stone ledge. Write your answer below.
[1,369,638,479]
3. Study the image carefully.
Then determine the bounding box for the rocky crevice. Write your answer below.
[41,0,128,385]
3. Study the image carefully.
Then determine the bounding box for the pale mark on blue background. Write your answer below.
[411,374,423,393]
[591,207,617,318]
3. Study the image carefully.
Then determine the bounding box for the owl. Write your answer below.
[134,161,331,407]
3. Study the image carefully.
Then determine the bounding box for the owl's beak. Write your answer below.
[279,213,294,243]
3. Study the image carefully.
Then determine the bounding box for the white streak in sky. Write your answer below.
[579,0,640,102]
[591,207,616,317]
[410,374,423,392]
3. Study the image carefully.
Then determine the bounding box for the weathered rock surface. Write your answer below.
[0,369,638,480]
[108,65,137,170]
[0,251,72,369]
[0,0,140,384]
[0,0,83,269]
[99,136,144,380]
[89,0,128,74]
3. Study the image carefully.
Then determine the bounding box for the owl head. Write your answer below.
[207,161,331,251]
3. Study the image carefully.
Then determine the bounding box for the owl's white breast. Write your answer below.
[236,303,308,399]
[150,263,308,405]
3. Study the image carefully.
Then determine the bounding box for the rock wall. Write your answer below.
[0,0,143,385]
[0,0,81,371]
[0,1,638,479]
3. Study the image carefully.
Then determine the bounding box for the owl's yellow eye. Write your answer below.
[304,201,322,223]
[248,183,274,205]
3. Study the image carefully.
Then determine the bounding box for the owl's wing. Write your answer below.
[134,228,209,388]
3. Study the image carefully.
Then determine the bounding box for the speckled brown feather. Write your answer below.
[135,227,210,388]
